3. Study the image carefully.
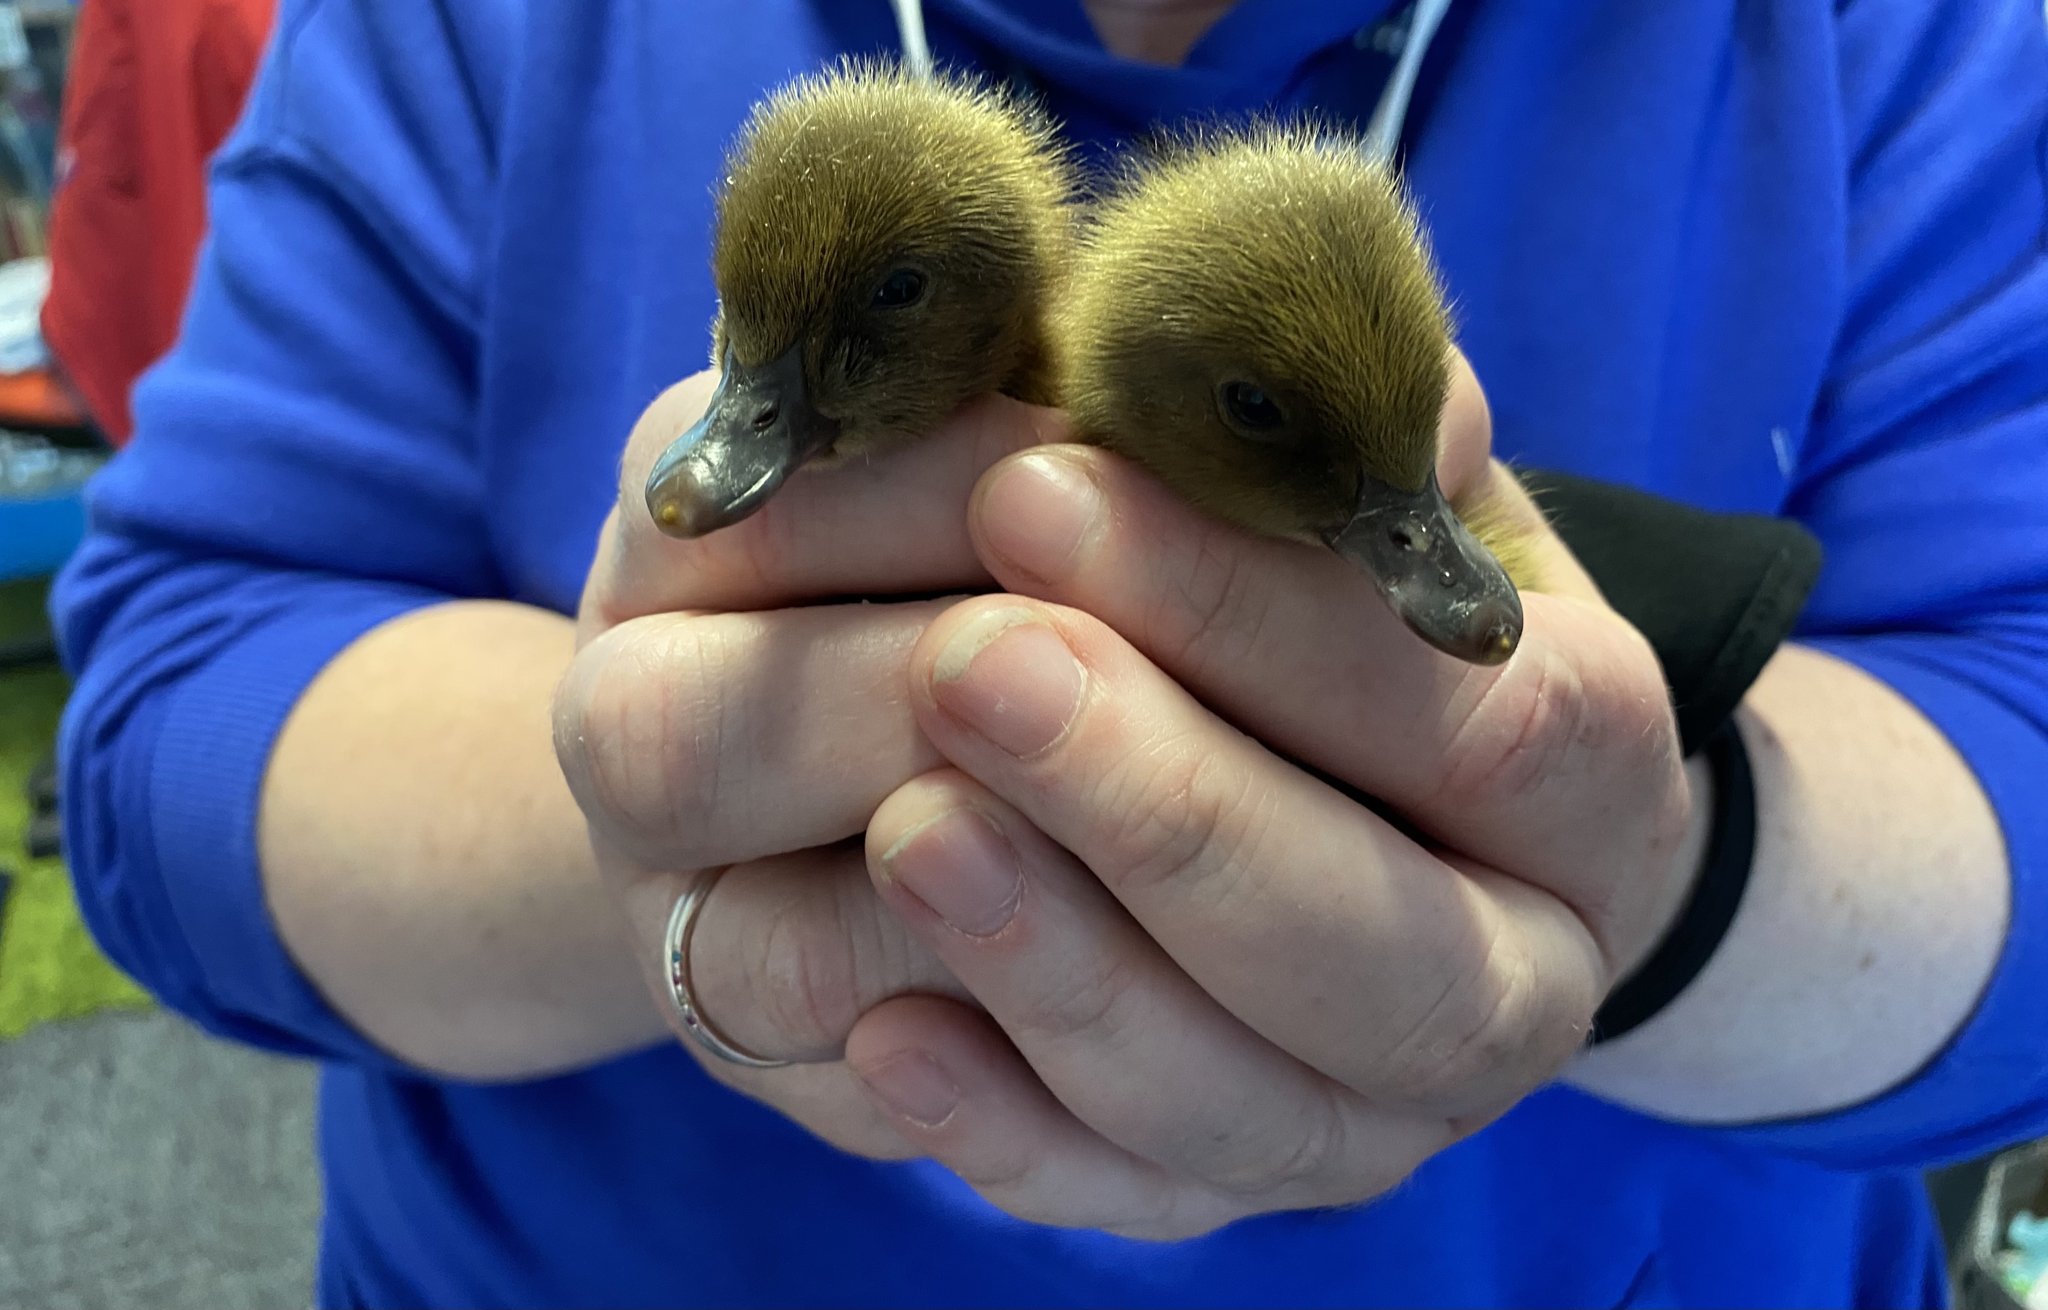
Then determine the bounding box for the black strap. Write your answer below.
[1517,470,1822,757]
[1587,718,1758,1045]
[1510,471,1811,1042]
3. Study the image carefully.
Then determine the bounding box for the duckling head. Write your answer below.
[1058,124,1522,665]
[648,59,1073,537]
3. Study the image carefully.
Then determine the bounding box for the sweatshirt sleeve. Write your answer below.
[1716,0,2048,1170]
[50,0,515,1066]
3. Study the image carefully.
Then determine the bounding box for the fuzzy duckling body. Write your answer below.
[1057,124,1536,665]
[646,60,1074,537]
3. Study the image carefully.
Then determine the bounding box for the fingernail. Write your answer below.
[931,609,1085,757]
[881,806,1023,937]
[856,1051,960,1128]
[976,450,1103,584]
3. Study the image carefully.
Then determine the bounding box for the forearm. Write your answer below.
[1566,642,2010,1123]
[259,599,666,1081]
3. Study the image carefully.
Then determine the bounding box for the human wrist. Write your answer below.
[1587,727,1739,1043]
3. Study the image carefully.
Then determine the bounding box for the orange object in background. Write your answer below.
[0,365,85,431]
[40,0,275,446]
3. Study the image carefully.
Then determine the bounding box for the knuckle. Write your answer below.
[751,888,863,1055]
[960,1149,1048,1209]
[1379,928,1580,1105]
[1575,771,1693,954]
[556,631,669,836]
[1390,949,1522,1103]
[1198,1095,1353,1203]
[1093,740,1269,905]
[1436,648,1591,811]
[1579,637,1693,936]
[1017,948,1144,1043]
[580,621,735,856]
[1151,522,1273,680]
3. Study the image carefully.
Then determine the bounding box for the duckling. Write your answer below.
[646,59,1074,537]
[1056,123,1538,666]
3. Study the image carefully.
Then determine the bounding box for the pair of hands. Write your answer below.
[551,353,1701,1240]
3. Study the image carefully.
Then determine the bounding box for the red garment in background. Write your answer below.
[41,0,274,445]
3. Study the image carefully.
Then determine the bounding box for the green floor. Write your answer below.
[0,577,150,1038]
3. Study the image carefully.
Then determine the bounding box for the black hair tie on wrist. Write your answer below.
[1510,470,1809,1045]
[1587,719,1757,1046]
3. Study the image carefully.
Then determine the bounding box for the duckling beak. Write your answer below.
[644,342,841,538]
[1324,470,1524,666]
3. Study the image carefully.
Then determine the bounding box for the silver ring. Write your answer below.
[664,870,792,1070]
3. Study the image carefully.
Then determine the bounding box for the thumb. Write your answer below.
[1436,349,1604,607]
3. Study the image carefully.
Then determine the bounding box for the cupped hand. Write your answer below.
[843,353,1708,1237]
[551,371,1064,1159]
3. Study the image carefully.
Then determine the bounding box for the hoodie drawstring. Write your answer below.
[884,0,1449,162]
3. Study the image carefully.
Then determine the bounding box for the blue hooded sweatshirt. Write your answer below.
[48,0,2048,1305]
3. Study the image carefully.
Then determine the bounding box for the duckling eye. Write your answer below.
[1220,381,1286,437]
[872,267,929,310]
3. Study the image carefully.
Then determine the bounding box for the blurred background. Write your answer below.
[0,3,322,1306]
[0,2,2037,1306]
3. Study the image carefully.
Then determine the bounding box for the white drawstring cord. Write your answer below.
[1360,0,1451,163]
[889,0,935,77]
[880,0,1451,154]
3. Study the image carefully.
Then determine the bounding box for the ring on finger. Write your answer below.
[665,869,792,1070]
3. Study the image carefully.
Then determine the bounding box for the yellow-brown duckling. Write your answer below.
[646,59,1074,537]
[1056,124,1536,666]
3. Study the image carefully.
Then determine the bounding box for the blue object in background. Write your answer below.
[0,434,98,582]
[0,489,84,582]
[2007,1212,2048,1299]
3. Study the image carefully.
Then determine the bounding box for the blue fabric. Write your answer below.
[48,0,2048,1303]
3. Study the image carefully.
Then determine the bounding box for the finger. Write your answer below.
[588,837,931,1161]
[866,769,1453,1195]
[1435,348,1498,505]
[904,600,1604,1112]
[844,994,1245,1241]
[699,1058,927,1163]
[554,600,947,870]
[966,441,1685,944]
[609,844,969,1067]
[592,377,1066,624]
[1379,349,1596,600]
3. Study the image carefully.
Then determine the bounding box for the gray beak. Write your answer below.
[645,342,840,538]
[1324,470,1523,665]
